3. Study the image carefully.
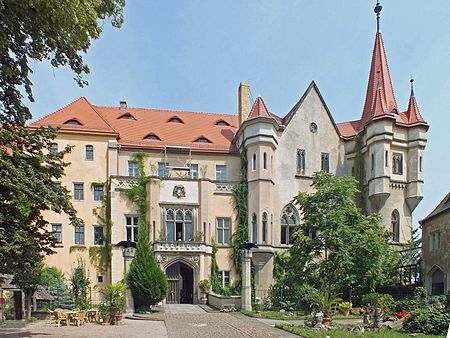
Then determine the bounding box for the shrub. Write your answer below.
[198,279,211,294]
[361,292,394,313]
[403,307,450,335]
[395,287,429,312]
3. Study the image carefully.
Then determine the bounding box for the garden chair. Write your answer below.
[71,310,87,326]
[55,310,68,327]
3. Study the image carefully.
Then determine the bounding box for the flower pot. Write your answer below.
[200,297,207,305]
[101,315,111,325]
[322,317,331,327]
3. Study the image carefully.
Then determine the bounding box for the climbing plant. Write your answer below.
[90,178,113,274]
[231,147,249,288]
[353,134,366,211]
[210,240,238,296]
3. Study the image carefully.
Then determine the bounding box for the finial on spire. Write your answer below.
[374,2,382,32]
[410,77,415,96]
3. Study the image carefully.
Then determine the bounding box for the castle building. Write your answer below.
[32,4,428,303]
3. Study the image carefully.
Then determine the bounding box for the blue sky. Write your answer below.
[28,1,450,228]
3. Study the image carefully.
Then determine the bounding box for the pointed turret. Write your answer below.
[404,79,427,126]
[248,96,272,119]
[359,3,397,131]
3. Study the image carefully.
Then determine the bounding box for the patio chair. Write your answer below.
[71,310,87,326]
[55,310,68,327]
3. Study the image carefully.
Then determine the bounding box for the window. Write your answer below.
[297,149,306,174]
[51,224,62,244]
[392,153,403,175]
[215,165,227,181]
[430,231,441,251]
[64,119,82,125]
[85,145,94,160]
[50,143,58,153]
[262,212,268,243]
[217,218,231,245]
[74,225,85,245]
[168,116,183,123]
[220,271,231,287]
[73,183,84,200]
[93,226,104,246]
[371,153,375,171]
[385,151,389,167]
[125,216,139,242]
[252,213,257,243]
[189,163,198,179]
[158,162,169,178]
[144,133,161,141]
[118,113,136,120]
[419,156,423,172]
[321,152,329,173]
[281,204,299,245]
[128,160,139,177]
[93,184,104,201]
[215,119,230,126]
[391,210,400,242]
[252,153,257,171]
[53,181,62,192]
[97,276,104,283]
[164,208,193,241]
[263,152,268,170]
[351,166,355,176]
[310,122,318,133]
[194,137,212,143]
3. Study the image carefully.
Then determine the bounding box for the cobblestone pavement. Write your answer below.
[0,318,168,338]
[165,311,299,338]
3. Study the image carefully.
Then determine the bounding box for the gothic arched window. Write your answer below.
[281,204,299,245]
[252,213,258,243]
[262,212,268,243]
[391,210,400,242]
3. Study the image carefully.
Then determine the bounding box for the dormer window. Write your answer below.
[118,113,136,120]
[168,116,184,124]
[144,133,161,141]
[194,137,212,143]
[215,119,230,126]
[64,119,82,126]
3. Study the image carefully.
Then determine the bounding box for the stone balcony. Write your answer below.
[214,182,234,194]
[153,241,213,254]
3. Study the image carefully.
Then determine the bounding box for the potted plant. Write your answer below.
[198,279,211,305]
[98,301,111,325]
[316,290,342,326]
[338,301,352,316]
[100,282,127,325]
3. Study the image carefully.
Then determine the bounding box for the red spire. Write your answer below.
[359,32,398,130]
[405,80,427,125]
[248,96,272,118]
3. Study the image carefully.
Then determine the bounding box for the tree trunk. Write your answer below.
[25,289,32,319]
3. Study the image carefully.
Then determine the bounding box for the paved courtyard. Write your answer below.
[0,305,300,338]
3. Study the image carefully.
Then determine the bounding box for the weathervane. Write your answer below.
[374,2,382,32]
[410,76,415,96]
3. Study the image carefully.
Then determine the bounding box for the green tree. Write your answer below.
[285,172,398,296]
[70,260,90,310]
[40,266,74,309]
[0,0,125,317]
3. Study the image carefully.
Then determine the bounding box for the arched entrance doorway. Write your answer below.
[431,268,445,295]
[166,262,194,304]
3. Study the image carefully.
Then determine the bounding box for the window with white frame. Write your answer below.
[215,165,227,181]
[158,162,169,178]
[74,225,85,245]
[216,217,231,245]
[93,225,104,245]
[189,163,198,179]
[93,184,104,201]
[128,160,139,177]
[220,271,230,287]
[51,224,62,244]
[125,215,139,242]
[164,208,193,241]
[85,145,94,160]
[73,183,84,200]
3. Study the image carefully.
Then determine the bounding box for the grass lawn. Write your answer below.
[241,310,362,320]
[275,323,446,338]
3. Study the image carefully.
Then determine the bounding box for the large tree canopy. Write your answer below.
[0,0,125,304]
[282,173,399,296]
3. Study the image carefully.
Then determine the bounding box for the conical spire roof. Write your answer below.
[404,80,427,125]
[248,96,272,118]
[359,32,398,130]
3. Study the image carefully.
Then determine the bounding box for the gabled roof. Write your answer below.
[32,98,239,154]
[359,32,398,130]
[420,192,450,224]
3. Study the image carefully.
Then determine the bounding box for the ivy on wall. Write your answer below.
[353,134,366,212]
[231,147,249,288]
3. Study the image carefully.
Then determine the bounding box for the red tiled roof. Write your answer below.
[359,32,398,131]
[336,120,360,140]
[32,98,239,154]
[246,96,283,124]
[398,89,427,127]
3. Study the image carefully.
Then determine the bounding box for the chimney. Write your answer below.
[238,82,251,126]
[119,101,127,110]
